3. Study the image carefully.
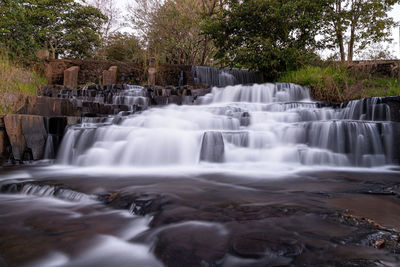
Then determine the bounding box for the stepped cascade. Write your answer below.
[192,66,264,87]
[57,83,395,169]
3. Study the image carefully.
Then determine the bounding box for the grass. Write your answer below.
[0,51,46,114]
[278,64,400,102]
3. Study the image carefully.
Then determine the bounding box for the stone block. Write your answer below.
[17,96,81,117]
[0,117,10,163]
[4,115,48,161]
[103,66,118,85]
[4,115,26,160]
[21,116,48,160]
[64,66,79,88]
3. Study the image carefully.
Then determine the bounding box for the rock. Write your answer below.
[21,116,47,160]
[46,117,68,135]
[0,117,10,163]
[4,115,26,161]
[103,66,118,85]
[240,111,251,126]
[200,131,225,162]
[63,66,79,89]
[232,232,303,260]
[4,115,48,161]
[154,222,229,266]
[375,240,385,249]
[67,117,81,126]
[17,96,81,117]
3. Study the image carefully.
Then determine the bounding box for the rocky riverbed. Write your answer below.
[1,165,400,266]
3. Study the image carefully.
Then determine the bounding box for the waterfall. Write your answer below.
[56,83,395,169]
[192,66,264,87]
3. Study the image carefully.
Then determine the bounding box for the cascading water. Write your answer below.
[192,66,264,87]
[57,83,394,170]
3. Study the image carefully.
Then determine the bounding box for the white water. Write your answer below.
[57,83,394,171]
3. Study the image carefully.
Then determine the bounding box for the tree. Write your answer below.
[203,0,326,79]
[0,1,41,62]
[89,0,121,39]
[323,0,399,62]
[127,0,224,65]
[0,0,106,61]
[105,33,143,62]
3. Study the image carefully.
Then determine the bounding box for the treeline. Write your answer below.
[0,0,399,79]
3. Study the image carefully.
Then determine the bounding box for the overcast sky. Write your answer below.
[115,1,400,59]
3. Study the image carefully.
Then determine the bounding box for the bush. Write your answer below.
[0,50,45,114]
[279,64,400,102]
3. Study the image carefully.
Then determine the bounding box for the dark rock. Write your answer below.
[200,131,225,162]
[46,117,68,135]
[232,232,304,260]
[392,122,400,164]
[17,96,81,117]
[240,111,251,126]
[382,96,400,122]
[154,222,229,266]
[0,117,11,164]
[21,115,47,160]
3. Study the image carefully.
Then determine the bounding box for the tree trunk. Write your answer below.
[335,0,346,62]
[347,0,360,63]
[347,26,355,62]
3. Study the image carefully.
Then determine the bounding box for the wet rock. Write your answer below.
[154,222,229,266]
[232,232,303,260]
[200,131,225,162]
[99,193,169,216]
[240,111,251,126]
[46,117,67,135]
[374,240,385,249]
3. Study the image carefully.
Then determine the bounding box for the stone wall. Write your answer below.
[44,59,144,86]
[43,59,198,87]
[44,59,197,87]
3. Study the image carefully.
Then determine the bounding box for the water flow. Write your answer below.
[192,66,264,87]
[57,83,394,169]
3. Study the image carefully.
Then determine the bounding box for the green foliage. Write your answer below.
[279,64,400,101]
[279,65,348,101]
[0,50,45,114]
[105,33,143,62]
[0,0,106,62]
[128,0,220,65]
[203,0,327,80]
[322,0,399,62]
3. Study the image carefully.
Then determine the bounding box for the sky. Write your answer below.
[115,0,400,59]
